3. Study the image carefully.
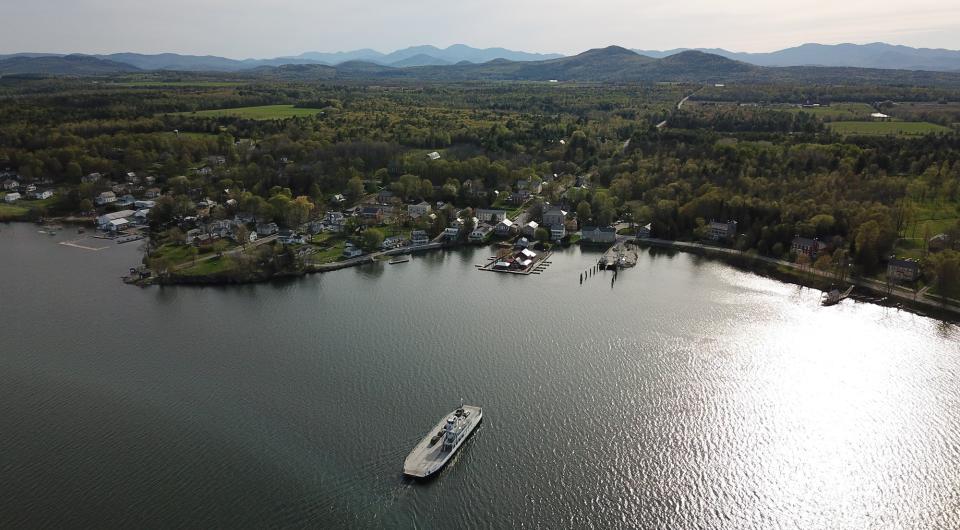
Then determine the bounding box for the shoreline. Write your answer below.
[634,238,960,322]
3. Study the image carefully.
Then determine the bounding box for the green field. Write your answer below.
[0,202,30,220]
[173,105,321,120]
[177,256,237,276]
[788,102,876,120]
[828,121,951,136]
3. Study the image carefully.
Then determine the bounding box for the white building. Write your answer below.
[96,210,136,229]
[408,201,432,218]
[4,192,21,203]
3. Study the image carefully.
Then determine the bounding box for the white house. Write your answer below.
[28,189,54,200]
[475,209,507,223]
[427,151,441,161]
[95,191,117,206]
[134,200,156,209]
[2,179,19,191]
[4,192,21,203]
[382,236,403,249]
[443,227,460,239]
[408,201,432,218]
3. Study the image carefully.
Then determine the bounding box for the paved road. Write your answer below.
[657,87,703,129]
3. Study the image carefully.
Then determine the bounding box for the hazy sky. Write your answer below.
[4,0,960,57]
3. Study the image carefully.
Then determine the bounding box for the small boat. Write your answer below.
[822,285,854,306]
[388,257,410,265]
[403,402,482,478]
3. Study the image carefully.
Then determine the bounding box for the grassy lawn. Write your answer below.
[788,103,876,120]
[171,105,321,120]
[0,201,30,220]
[904,199,960,239]
[828,121,951,136]
[177,256,237,276]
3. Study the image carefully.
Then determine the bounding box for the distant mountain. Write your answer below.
[292,44,563,66]
[634,43,960,72]
[388,54,452,68]
[0,54,140,75]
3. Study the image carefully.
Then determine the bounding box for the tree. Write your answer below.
[346,177,365,201]
[535,227,550,241]
[361,228,385,250]
[855,220,883,273]
[235,224,251,247]
[928,250,960,298]
[576,201,592,224]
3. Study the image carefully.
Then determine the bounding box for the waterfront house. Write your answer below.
[791,237,828,259]
[408,201,432,218]
[443,227,460,240]
[581,226,617,244]
[4,192,21,203]
[708,220,738,241]
[108,218,130,232]
[887,257,920,282]
[542,207,567,228]
[515,237,531,248]
[411,230,430,246]
[343,245,363,258]
[469,225,493,242]
[382,236,403,249]
[550,224,566,241]
[637,223,652,238]
[256,222,279,236]
[95,191,117,206]
[495,218,515,236]
[96,210,136,229]
[2,179,19,191]
[134,209,150,223]
[475,209,507,223]
[24,184,37,193]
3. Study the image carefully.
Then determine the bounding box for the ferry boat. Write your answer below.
[403,402,482,478]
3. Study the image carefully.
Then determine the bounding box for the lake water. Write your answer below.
[1,222,959,529]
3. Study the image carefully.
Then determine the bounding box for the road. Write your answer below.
[657,86,703,129]
[635,237,960,316]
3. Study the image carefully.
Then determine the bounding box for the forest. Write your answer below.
[1,74,959,295]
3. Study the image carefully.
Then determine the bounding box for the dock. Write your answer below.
[479,247,552,275]
[599,242,638,270]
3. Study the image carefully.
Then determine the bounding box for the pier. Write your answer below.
[599,242,638,270]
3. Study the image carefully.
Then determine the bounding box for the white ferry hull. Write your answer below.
[403,405,482,478]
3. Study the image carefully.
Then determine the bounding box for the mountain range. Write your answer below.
[2,43,960,86]
[634,42,960,72]
[0,44,563,72]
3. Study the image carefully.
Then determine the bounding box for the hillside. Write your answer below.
[0,54,140,75]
